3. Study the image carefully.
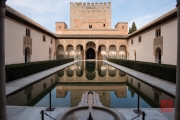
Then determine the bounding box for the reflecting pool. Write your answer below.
[7,61,175,108]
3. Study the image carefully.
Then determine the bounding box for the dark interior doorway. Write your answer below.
[25,47,30,63]
[86,48,95,59]
[155,48,161,63]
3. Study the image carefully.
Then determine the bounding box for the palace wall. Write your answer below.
[161,19,177,65]
[127,18,177,65]
[5,17,56,65]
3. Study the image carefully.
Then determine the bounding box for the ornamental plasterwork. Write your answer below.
[23,36,32,55]
[154,36,163,56]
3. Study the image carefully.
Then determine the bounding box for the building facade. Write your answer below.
[4,2,177,65]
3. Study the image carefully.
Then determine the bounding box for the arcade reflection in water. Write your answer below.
[57,61,127,82]
[6,61,175,108]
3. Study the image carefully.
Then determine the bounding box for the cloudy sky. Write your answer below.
[6,0,176,33]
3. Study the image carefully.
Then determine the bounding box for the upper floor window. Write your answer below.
[26,29,30,37]
[156,28,161,37]
[131,39,133,45]
[138,36,141,43]
[51,39,53,44]
[122,26,124,29]
[103,24,106,27]
[59,26,61,29]
[89,25,92,28]
[43,35,46,42]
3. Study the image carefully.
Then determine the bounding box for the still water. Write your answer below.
[7,61,175,108]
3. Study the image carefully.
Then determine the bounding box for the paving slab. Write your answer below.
[115,108,172,120]
[104,60,176,96]
[7,106,173,120]
[6,61,77,96]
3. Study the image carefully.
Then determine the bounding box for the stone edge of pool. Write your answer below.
[5,60,78,96]
[104,60,176,97]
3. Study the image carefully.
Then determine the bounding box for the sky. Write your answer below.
[6,0,176,33]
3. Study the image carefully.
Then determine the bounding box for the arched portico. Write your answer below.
[86,48,95,59]
[66,44,74,58]
[98,45,107,60]
[76,45,84,60]
[57,44,65,59]
[119,45,127,59]
[86,41,96,59]
[55,39,128,60]
[108,45,117,58]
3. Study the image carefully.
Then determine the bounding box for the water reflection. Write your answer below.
[66,67,74,77]
[57,70,64,77]
[6,61,175,108]
[76,62,84,77]
[56,85,127,107]
[58,61,127,82]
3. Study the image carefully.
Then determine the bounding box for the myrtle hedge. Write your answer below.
[5,58,74,83]
[107,58,176,83]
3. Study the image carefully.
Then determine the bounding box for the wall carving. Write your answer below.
[23,36,32,55]
[154,36,163,55]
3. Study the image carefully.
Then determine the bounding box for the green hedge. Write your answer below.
[107,58,176,83]
[5,58,74,83]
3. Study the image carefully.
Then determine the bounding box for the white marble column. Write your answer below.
[0,0,8,120]
[175,1,180,119]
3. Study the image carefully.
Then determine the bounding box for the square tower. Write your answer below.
[70,2,111,29]
[115,22,128,35]
[55,22,68,34]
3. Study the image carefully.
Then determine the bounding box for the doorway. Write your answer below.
[86,48,95,59]
[25,47,30,63]
[155,48,161,63]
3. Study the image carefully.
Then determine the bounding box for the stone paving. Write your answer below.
[7,106,174,120]
[104,60,176,97]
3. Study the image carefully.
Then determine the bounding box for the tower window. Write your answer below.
[122,26,124,29]
[89,25,92,28]
[103,24,105,27]
[59,26,61,29]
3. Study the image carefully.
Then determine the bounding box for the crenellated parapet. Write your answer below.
[70,2,111,7]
